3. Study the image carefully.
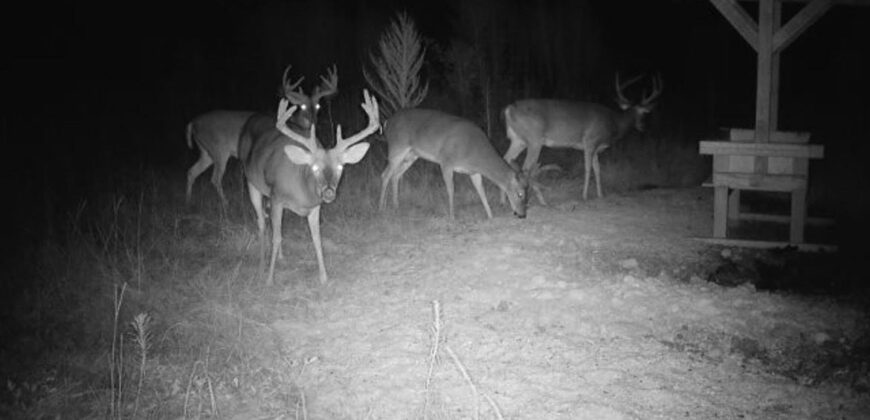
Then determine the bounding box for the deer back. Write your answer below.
[506,99,628,149]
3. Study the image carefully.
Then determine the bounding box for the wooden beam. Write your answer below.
[699,141,825,158]
[712,173,807,191]
[755,0,775,143]
[737,212,835,226]
[709,0,758,50]
[773,0,834,52]
[728,128,811,143]
[770,1,782,131]
[693,237,838,253]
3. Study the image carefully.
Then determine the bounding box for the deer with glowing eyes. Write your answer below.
[184,65,338,206]
[240,89,379,286]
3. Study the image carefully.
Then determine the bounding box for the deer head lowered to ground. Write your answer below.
[241,89,379,286]
[378,108,529,220]
[502,74,663,204]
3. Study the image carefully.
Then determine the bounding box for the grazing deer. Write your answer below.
[185,65,338,206]
[378,108,529,220]
[503,74,662,203]
[241,90,379,286]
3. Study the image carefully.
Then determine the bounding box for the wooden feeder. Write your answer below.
[697,0,863,251]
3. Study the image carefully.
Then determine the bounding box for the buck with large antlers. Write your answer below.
[379,108,529,220]
[185,65,338,206]
[241,90,379,286]
[503,74,662,203]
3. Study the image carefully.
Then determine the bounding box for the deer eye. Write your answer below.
[315,103,321,111]
[300,104,308,111]
[311,164,321,173]
[336,164,344,172]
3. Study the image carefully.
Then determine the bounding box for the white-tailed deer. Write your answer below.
[503,74,662,203]
[241,90,379,286]
[378,108,529,220]
[185,65,338,205]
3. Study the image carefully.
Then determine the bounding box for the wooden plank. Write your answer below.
[738,212,835,226]
[756,0,775,143]
[768,156,795,174]
[712,172,807,191]
[727,155,756,173]
[728,128,811,143]
[693,237,838,253]
[714,186,729,238]
[774,0,834,52]
[708,0,758,50]
[699,141,824,158]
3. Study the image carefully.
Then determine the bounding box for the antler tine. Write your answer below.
[641,74,664,106]
[312,64,339,103]
[335,89,380,149]
[281,64,305,96]
[615,73,643,104]
[276,98,318,151]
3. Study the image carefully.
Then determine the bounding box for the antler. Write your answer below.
[640,74,663,106]
[334,89,380,151]
[280,64,305,98]
[615,73,643,105]
[276,98,318,152]
[311,65,339,103]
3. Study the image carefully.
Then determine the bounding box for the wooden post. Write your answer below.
[754,0,775,144]
[714,185,729,237]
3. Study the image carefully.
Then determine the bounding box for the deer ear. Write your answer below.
[341,142,370,164]
[284,144,313,165]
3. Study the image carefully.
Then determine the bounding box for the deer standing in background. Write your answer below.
[185,65,338,206]
[241,90,379,286]
[379,108,529,220]
[503,74,662,203]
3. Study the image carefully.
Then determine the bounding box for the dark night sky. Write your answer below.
[4,0,870,236]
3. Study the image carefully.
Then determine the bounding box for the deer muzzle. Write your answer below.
[321,187,337,203]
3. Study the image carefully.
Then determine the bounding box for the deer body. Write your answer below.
[185,110,255,205]
[504,74,662,202]
[379,108,528,220]
[242,90,379,286]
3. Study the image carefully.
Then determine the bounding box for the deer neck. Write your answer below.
[477,156,517,191]
[613,107,641,140]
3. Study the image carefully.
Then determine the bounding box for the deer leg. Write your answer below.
[266,201,284,286]
[441,167,456,220]
[390,157,416,209]
[247,183,267,283]
[501,128,526,204]
[378,163,394,212]
[306,206,327,284]
[582,149,593,201]
[591,151,603,198]
[470,173,494,219]
[211,156,229,207]
[521,143,543,173]
[186,148,213,203]
[523,143,547,205]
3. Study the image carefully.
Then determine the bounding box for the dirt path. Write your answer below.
[262,187,868,419]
